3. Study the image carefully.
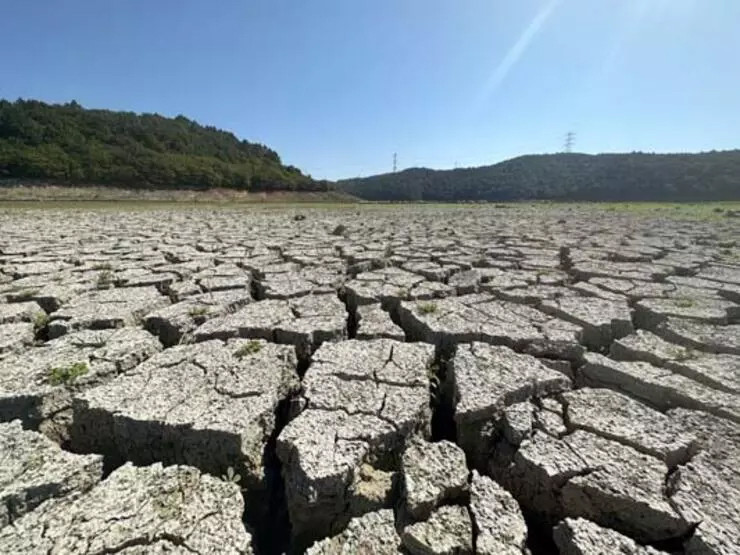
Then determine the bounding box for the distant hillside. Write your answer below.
[0,99,328,191]
[338,151,740,201]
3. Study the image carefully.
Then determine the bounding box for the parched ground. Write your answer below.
[0,183,358,202]
[0,203,738,554]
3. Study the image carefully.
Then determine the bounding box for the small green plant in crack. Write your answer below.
[48,362,89,386]
[96,269,114,290]
[92,262,113,271]
[32,311,49,333]
[234,340,262,359]
[673,297,696,308]
[221,466,242,485]
[188,306,209,318]
[416,302,438,315]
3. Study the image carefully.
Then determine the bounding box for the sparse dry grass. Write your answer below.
[417,302,438,315]
[234,340,263,358]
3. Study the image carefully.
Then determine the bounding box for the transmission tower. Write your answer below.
[564,131,576,153]
[393,152,397,173]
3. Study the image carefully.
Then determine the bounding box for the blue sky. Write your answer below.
[2,0,738,180]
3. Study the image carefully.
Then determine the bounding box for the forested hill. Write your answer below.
[338,151,740,201]
[0,99,327,191]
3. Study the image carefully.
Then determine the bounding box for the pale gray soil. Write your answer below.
[0,204,738,554]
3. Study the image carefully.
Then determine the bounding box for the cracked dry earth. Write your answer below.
[0,205,738,555]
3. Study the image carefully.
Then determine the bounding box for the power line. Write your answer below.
[393,152,397,172]
[564,131,576,153]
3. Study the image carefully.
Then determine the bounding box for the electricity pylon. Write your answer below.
[564,131,576,153]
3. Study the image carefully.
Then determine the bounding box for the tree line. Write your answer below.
[338,151,740,201]
[0,99,328,191]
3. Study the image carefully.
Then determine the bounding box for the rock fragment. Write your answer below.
[398,294,584,360]
[47,286,169,338]
[402,437,469,521]
[144,289,252,346]
[257,267,342,299]
[571,260,666,283]
[507,430,691,543]
[356,303,405,341]
[277,339,433,547]
[451,343,571,466]
[0,421,102,527]
[0,322,35,355]
[611,329,740,393]
[501,402,534,446]
[449,268,481,295]
[306,509,402,554]
[539,296,633,349]
[670,451,740,555]
[398,295,531,348]
[534,404,568,438]
[116,268,177,290]
[695,264,740,286]
[667,408,740,478]
[344,268,425,310]
[579,353,740,423]
[0,301,45,324]
[71,339,299,493]
[666,408,740,553]
[0,328,161,441]
[667,274,740,303]
[470,471,528,555]
[635,296,740,329]
[553,517,663,554]
[401,505,473,555]
[193,294,346,358]
[0,463,253,554]
[3,281,86,312]
[585,277,674,301]
[349,464,396,516]
[653,316,740,355]
[562,388,697,467]
[493,284,577,305]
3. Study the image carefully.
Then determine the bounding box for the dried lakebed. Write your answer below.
[0,204,738,554]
